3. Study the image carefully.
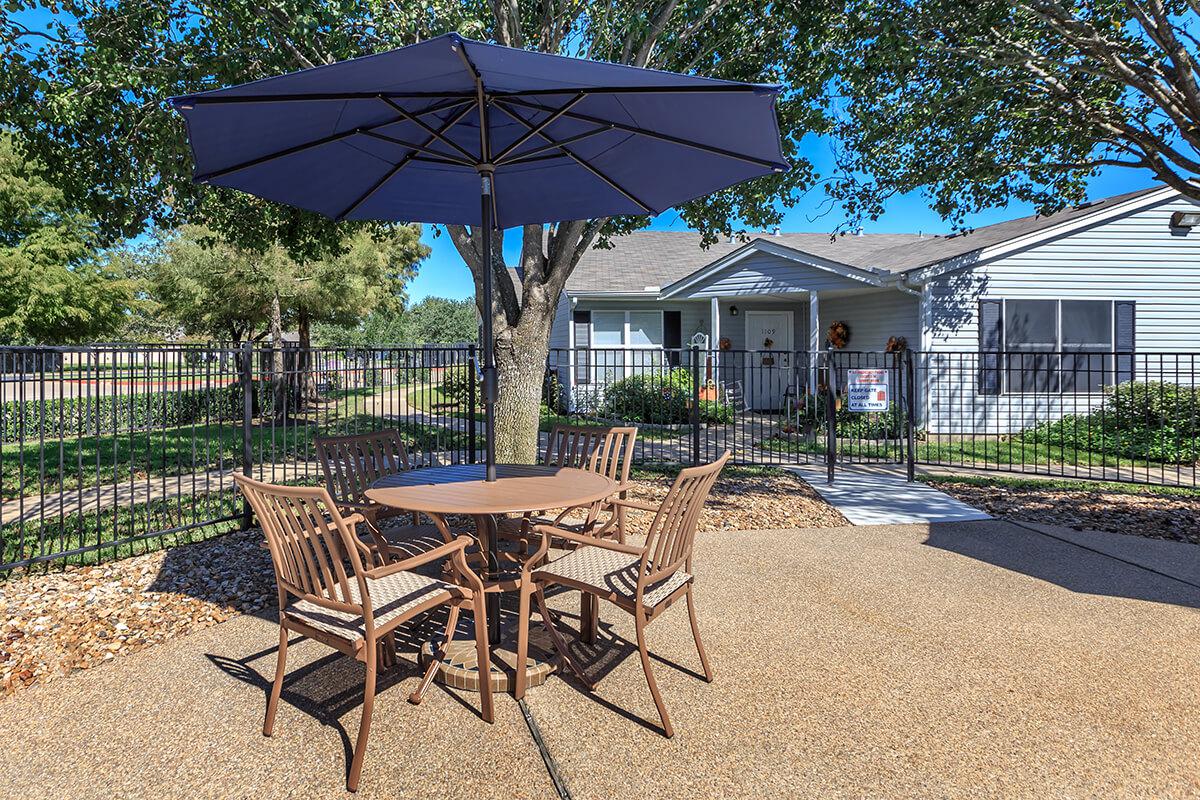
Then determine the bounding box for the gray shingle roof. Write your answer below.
[564,185,1169,293]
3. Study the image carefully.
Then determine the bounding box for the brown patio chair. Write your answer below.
[315,429,451,563]
[516,452,730,732]
[234,473,494,793]
[497,424,638,546]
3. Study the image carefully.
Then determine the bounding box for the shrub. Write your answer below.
[439,365,479,408]
[1021,381,1200,464]
[603,368,693,425]
[698,399,734,425]
[542,369,566,415]
[1,386,249,443]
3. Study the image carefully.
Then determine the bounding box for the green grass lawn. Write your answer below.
[754,432,1190,469]
[2,383,482,500]
[917,473,1200,499]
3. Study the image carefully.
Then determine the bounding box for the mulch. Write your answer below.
[1,469,844,700]
[927,480,1200,546]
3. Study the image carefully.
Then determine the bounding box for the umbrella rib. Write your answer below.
[493,102,655,215]
[333,103,476,221]
[358,129,476,166]
[492,84,776,97]
[491,93,585,164]
[176,85,771,106]
[179,91,477,105]
[377,96,479,164]
[500,96,788,171]
[497,125,614,166]
[192,99,473,184]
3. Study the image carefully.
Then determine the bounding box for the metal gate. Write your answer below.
[543,347,916,479]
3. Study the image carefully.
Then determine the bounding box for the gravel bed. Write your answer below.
[927,480,1200,545]
[1,469,842,700]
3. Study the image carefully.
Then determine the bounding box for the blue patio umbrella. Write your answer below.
[171,33,787,636]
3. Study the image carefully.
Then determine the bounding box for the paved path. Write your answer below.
[1,520,1197,799]
[787,464,992,524]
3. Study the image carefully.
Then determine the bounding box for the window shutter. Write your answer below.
[663,310,682,366]
[573,310,591,384]
[1115,301,1135,384]
[978,299,1003,395]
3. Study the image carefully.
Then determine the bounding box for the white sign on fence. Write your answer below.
[847,368,889,412]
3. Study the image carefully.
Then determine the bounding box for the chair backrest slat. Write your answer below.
[315,429,412,506]
[642,452,730,581]
[236,474,368,612]
[543,425,637,485]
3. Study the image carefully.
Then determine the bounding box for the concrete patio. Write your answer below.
[1,520,1198,799]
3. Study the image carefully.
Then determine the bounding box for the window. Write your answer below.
[980,299,1134,395]
[589,310,666,382]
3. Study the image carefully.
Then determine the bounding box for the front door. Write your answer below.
[745,310,794,410]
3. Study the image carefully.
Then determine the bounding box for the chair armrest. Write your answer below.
[609,497,659,513]
[363,535,470,578]
[531,524,646,556]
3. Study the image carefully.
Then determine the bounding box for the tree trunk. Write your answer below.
[493,325,550,464]
[297,309,315,407]
[269,293,285,422]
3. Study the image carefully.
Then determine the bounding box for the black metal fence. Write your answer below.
[3,343,1198,572]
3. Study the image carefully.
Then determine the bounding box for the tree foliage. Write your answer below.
[832,0,1200,226]
[0,130,133,344]
[2,1,835,459]
[129,223,427,342]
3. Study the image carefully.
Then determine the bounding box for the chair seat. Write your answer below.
[363,521,452,560]
[286,570,454,643]
[534,546,691,609]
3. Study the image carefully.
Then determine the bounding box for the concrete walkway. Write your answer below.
[787,464,992,525]
[1,520,1197,799]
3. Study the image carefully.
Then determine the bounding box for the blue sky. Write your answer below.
[10,7,1159,302]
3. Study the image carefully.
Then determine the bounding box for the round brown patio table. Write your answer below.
[365,463,617,692]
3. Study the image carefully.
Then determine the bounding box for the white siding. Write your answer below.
[924,195,1200,432]
[548,291,571,350]
[686,251,873,296]
[820,289,919,352]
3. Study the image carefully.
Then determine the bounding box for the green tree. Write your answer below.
[831,0,1200,227]
[134,225,284,344]
[3,2,834,460]
[0,131,133,344]
[405,297,478,345]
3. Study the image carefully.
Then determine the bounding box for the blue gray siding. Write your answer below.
[924,195,1200,432]
[684,250,874,296]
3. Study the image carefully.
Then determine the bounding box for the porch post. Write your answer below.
[710,296,720,379]
[809,290,820,391]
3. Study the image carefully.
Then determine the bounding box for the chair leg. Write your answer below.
[533,585,594,690]
[514,580,533,700]
[635,615,674,738]
[263,624,289,737]
[347,642,378,793]
[411,604,460,705]
[472,594,495,724]
[685,586,714,682]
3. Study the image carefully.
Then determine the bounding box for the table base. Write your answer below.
[419,628,557,693]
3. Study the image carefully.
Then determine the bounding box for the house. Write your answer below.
[548,185,1200,432]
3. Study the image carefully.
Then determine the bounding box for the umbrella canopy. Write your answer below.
[171,33,788,226]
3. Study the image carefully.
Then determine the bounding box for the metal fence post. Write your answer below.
[905,348,916,482]
[239,341,254,530]
[825,349,836,485]
[690,346,701,466]
[467,343,478,465]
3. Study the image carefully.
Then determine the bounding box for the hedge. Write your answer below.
[1021,381,1200,463]
[0,383,275,443]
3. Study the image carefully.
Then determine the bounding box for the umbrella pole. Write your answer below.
[479,170,503,646]
[480,174,497,485]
